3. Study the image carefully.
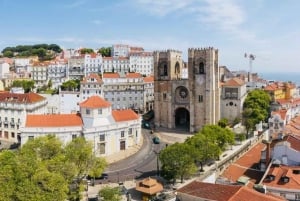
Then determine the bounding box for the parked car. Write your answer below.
[142,120,151,129]
[87,173,108,180]
[152,136,160,144]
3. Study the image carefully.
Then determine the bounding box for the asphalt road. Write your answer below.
[103,129,165,184]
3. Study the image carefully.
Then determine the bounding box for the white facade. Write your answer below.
[47,61,68,89]
[0,62,10,79]
[112,44,130,57]
[129,52,153,76]
[80,73,103,102]
[102,57,130,73]
[84,54,103,75]
[221,78,247,123]
[0,92,47,143]
[31,64,48,87]
[20,96,142,157]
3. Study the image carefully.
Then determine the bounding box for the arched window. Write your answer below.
[175,62,180,74]
[199,62,205,74]
[163,64,168,76]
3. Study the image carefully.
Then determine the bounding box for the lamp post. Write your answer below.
[154,150,160,176]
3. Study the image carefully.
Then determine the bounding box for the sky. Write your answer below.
[0,0,299,73]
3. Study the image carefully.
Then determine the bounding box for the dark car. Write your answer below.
[142,120,151,129]
[152,136,160,144]
[87,173,108,180]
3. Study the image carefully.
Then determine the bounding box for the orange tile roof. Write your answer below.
[286,135,300,151]
[271,109,288,120]
[0,92,45,103]
[223,78,245,87]
[79,96,111,108]
[143,76,154,83]
[26,114,83,127]
[126,72,141,78]
[112,109,139,122]
[102,73,120,78]
[81,73,103,84]
[263,165,300,190]
[177,181,284,201]
[221,143,265,187]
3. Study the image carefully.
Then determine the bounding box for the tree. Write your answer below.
[88,157,107,185]
[3,50,14,58]
[159,143,197,183]
[12,80,35,92]
[97,47,111,57]
[242,89,271,137]
[80,48,94,55]
[61,79,80,91]
[218,118,228,128]
[99,186,122,201]
[200,125,235,151]
[0,135,107,201]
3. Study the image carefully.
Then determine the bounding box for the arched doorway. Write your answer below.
[175,108,190,130]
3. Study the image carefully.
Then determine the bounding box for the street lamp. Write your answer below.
[154,151,160,176]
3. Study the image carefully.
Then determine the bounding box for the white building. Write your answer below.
[47,60,68,89]
[0,91,47,143]
[80,73,103,102]
[84,53,102,75]
[221,78,247,123]
[31,62,48,87]
[0,62,10,79]
[102,57,130,74]
[20,95,141,157]
[129,52,153,76]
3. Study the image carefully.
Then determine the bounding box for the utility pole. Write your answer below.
[244,53,256,82]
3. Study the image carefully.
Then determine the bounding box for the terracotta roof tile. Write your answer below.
[221,143,265,187]
[79,96,111,108]
[112,109,139,122]
[177,181,284,201]
[223,78,245,86]
[263,166,300,190]
[271,109,288,120]
[26,114,83,127]
[0,92,45,104]
[126,72,142,78]
[81,73,103,84]
[143,76,154,83]
[102,73,120,78]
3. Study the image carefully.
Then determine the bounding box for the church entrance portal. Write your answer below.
[175,108,190,130]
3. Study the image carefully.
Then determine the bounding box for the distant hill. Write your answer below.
[1,44,62,61]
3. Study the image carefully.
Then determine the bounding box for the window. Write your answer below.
[98,109,102,115]
[11,132,15,138]
[100,134,105,141]
[121,131,125,138]
[128,128,133,135]
[99,143,105,154]
[199,95,203,102]
[199,62,205,74]
[86,109,90,115]
[163,93,167,100]
[29,136,34,140]
[72,134,77,140]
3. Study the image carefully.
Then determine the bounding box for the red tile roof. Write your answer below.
[143,76,154,83]
[126,72,142,78]
[112,109,139,122]
[285,135,300,151]
[0,92,45,103]
[177,181,284,201]
[79,96,111,108]
[26,114,83,127]
[223,78,245,87]
[263,165,300,190]
[102,73,120,78]
[221,143,265,187]
[271,109,288,120]
[81,73,103,84]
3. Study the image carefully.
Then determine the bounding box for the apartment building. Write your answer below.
[129,52,153,76]
[0,91,47,143]
[20,95,141,157]
[31,62,48,87]
[47,60,68,89]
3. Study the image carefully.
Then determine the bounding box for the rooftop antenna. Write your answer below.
[244,53,256,82]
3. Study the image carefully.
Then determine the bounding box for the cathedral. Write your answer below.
[153,47,220,133]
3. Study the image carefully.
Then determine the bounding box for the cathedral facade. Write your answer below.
[154,47,220,133]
